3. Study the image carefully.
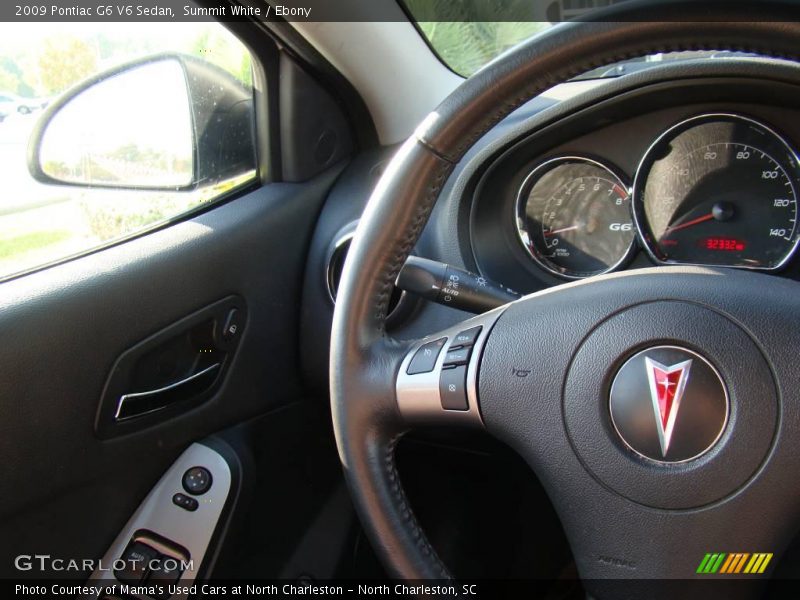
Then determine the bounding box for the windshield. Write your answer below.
[402,1,752,78]
[410,21,550,77]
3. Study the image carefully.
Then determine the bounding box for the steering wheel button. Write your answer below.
[439,365,468,411]
[182,466,212,496]
[407,338,446,375]
[443,347,470,366]
[452,327,482,347]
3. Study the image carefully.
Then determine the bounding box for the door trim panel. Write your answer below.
[0,165,343,577]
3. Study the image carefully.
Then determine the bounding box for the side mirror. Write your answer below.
[27,53,255,191]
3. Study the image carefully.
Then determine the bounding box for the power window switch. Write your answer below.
[114,541,158,584]
[147,555,185,598]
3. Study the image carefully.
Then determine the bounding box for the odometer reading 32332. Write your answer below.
[516,157,636,279]
[633,114,800,270]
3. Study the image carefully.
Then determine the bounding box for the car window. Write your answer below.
[0,19,257,281]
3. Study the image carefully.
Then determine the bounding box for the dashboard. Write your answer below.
[300,59,800,391]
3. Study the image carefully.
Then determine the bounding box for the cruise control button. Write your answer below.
[439,365,468,411]
[407,338,446,375]
[443,347,470,366]
[452,327,482,348]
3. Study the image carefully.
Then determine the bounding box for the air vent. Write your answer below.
[326,230,406,322]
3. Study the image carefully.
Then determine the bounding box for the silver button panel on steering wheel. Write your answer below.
[396,307,507,426]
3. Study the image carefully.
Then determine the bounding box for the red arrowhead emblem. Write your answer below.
[644,357,693,457]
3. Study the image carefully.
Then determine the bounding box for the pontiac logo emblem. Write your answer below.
[609,346,728,463]
[644,357,692,457]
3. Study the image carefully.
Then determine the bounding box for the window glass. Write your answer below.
[402,1,735,77]
[413,20,550,77]
[0,20,256,280]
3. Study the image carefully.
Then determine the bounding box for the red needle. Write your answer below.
[664,212,715,234]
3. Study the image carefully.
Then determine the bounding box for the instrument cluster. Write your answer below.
[515,113,800,279]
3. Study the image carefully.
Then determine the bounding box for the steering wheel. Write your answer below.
[330,1,800,596]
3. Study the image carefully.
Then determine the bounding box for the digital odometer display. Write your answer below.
[516,157,635,279]
[633,114,800,270]
[703,237,747,252]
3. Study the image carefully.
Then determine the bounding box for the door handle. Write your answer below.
[114,363,221,421]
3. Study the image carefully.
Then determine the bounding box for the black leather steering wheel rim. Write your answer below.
[330,0,800,583]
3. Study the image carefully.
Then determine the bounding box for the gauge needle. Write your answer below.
[664,212,715,234]
[544,225,580,237]
[613,184,628,199]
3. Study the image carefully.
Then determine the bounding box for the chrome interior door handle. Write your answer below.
[114,362,221,421]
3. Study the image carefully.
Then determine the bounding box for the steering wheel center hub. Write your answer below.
[563,300,777,509]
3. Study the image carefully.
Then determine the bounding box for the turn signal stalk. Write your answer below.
[396,256,519,313]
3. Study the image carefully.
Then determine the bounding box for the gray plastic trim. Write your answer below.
[88,443,232,597]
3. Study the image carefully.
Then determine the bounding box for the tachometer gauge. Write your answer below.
[633,113,800,270]
[516,156,636,279]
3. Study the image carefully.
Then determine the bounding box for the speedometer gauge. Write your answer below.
[516,156,636,279]
[633,113,800,270]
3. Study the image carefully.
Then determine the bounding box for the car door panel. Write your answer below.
[0,167,342,577]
